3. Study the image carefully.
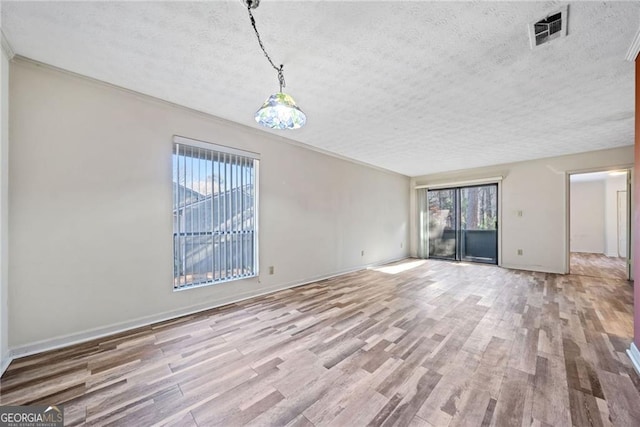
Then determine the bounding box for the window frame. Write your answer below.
[172,135,260,291]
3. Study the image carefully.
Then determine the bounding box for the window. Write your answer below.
[172,136,259,290]
[417,183,498,264]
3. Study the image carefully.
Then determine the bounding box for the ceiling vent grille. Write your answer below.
[529,6,568,49]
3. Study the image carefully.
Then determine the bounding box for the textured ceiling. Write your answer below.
[2,1,639,177]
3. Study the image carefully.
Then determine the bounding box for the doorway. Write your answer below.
[568,169,631,280]
[426,184,498,264]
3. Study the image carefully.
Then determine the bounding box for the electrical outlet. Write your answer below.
[268,266,274,275]
[517,210,523,217]
[517,249,523,255]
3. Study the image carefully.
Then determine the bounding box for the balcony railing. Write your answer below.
[173,230,255,288]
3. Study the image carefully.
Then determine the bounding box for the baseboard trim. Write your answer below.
[8,256,408,361]
[627,342,640,375]
[0,351,12,377]
[500,263,564,274]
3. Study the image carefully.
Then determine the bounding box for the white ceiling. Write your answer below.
[2,1,639,177]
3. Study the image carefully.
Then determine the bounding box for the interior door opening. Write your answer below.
[568,169,631,280]
[425,184,498,264]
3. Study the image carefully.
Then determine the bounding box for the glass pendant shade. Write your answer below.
[255,92,306,130]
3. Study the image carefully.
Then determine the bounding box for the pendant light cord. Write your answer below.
[246,0,285,92]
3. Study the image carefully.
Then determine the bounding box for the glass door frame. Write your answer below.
[424,182,500,265]
[458,183,499,264]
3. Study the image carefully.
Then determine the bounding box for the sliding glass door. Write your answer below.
[422,184,498,264]
[427,189,457,260]
[459,185,498,263]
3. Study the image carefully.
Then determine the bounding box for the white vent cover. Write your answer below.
[528,5,568,49]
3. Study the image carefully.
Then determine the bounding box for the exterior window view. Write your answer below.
[173,139,258,289]
[425,184,498,264]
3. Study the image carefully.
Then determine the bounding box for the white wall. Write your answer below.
[568,173,628,256]
[570,180,605,253]
[410,146,634,274]
[8,59,410,352]
[604,174,627,257]
[0,21,10,371]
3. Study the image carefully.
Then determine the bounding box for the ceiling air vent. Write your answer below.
[528,6,568,49]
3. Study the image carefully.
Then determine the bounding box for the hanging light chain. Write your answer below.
[247,0,286,92]
[277,66,285,93]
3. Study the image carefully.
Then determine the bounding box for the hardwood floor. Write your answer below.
[570,252,628,281]
[1,258,639,426]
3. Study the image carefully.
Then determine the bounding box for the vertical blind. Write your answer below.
[172,136,259,290]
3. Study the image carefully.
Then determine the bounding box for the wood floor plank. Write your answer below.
[415,350,481,426]
[568,387,605,427]
[448,388,492,427]
[492,367,532,426]
[570,253,627,281]
[597,369,640,426]
[378,368,442,427]
[1,257,638,426]
[531,354,572,426]
[327,386,388,427]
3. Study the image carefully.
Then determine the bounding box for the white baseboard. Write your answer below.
[8,256,408,361]
[628,342,640,376]
[500,263,564,274]
[0,351,12,377]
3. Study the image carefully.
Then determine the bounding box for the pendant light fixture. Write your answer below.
[244,0,306,130]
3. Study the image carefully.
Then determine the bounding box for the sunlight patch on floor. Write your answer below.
[372,259,426,275]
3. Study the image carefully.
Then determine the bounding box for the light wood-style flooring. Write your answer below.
[570,252,628,281]
[1,258,639,426]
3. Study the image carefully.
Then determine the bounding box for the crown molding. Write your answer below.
[626,27,640,62]
[0,30,14,60]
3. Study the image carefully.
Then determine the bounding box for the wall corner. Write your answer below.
[634,55,640,347]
